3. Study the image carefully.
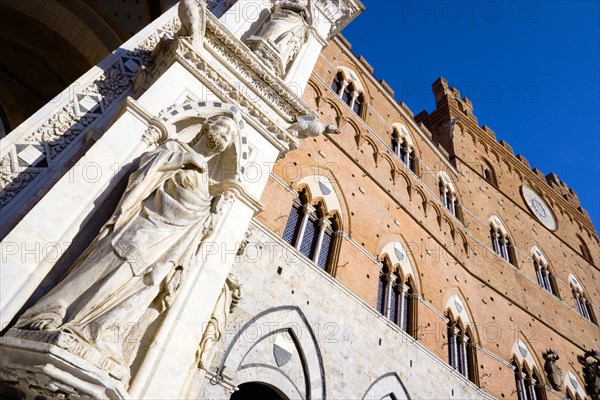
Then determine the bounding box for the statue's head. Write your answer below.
[200,114,237,153]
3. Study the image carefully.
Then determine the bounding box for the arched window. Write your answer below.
[331,71,344,95]
[572,286,596,324]
[446,315,478,384]
[376,260,417,338]
[331,70,365,118]
[481,160,497,187]
[490,217,515,265]
[282,190,340,273]
[391,131,399,155]
[577,235,593,264]
[376,261,399,323]
[342,81,353,104]
[531,248,559,297]
[438,172,459,218]
[534,259,557,296]
[511,359,545,400]
[400,280,416,335]
[352,92,364,115]
[391,127,415,172]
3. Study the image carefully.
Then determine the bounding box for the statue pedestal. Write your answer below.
[0,331,129,400]
[245,36,286,77]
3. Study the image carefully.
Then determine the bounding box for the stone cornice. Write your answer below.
[330,35,596,240]
[204,13,313,122]
[313,0,365,39]
[153,38,298,153]
[147,11,335,154]
[327,37,459,175]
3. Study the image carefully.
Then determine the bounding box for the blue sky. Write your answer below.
[341,0,600,233]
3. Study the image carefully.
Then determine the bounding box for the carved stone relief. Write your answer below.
[2,107,245,397]
[542,349,563,391]
[245,0,311,77]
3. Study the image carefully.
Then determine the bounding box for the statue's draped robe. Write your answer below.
[258,4,308,68]
[17,139,215,365]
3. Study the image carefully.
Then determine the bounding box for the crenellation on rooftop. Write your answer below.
[532,167,545,179]
[515,154,530,168]
[325,40,596,237]
[419,122,433,140]
[336,33,352,50]
[499,140,513,154]
[399,101,414,118]
[358,55,374,73]
[481,125,496,140]
[415,110,428,120]
[379,79,394,97]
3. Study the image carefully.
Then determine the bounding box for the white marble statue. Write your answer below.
[254,0,311,72]
[15,113,240,368]
[288,114,341,138]
[196,272,242,370]
[178,0,207,49]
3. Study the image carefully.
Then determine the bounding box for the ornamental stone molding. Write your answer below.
[0,1,363,398]
[0,15,172,238]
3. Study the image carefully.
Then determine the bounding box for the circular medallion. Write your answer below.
[521,186,557,231]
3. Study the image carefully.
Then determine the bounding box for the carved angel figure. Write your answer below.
[16,113,240,370]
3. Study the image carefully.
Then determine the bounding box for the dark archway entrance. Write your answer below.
[230,382,287,400]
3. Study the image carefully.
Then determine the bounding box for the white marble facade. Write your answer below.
[0,1,364,398]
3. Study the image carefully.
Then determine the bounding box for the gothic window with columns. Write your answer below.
[572,286,596,324]
[331,70,365,118]
[391,128,415,172]
[438,173,460,219]
[282,189,340,274]
[566,390,583,400]
[511,359,545,400]
[331,71,343,95]
[446,314,478,385]
[577,235,593,264]
[481,160,497,187]
[376,259,417,338]
[532,256,558,297]
[490,220,516,265]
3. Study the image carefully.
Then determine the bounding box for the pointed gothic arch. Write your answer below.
[220,306,326,399]
[362,372,412,400]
